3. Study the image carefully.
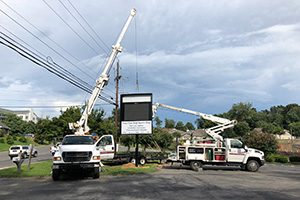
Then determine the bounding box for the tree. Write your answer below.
[233,121,250,137]
[261,123,276,134]
[288,122,300,137]
[184,122,195,131]
[154,117,162,128]
[195,117,215,129]
[120,135,135,151]
[227,102,257,128]
[165,118,175,128]
[175,121,185,131]
[2,113,26,136]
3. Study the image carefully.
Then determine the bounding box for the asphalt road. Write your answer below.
[0,163,299,200]
[0,145,53,169]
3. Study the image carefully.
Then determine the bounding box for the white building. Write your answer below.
[0,107,39,124]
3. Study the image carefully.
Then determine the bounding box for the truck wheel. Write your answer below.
[93,167,100,179]
[130,158,136,164]
[246,160,259,172]
[33,152,37,157]
[22,153,27,159]
[190,161,202,171]
[139,157,146,165]
[52,169,60,181]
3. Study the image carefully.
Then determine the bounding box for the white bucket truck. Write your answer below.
[153,103,265,172]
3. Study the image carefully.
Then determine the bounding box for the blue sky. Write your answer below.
[1,0,300,127]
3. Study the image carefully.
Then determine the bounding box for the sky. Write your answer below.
[1,0,300,127]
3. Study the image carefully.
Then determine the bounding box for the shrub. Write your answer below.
[274,155,288,163]
[244,131,279,156]
[19,136,27,143]
[289,156,300,162]
[0,138,5,143]
[266,154,275,162]
[6,138,14,145]
[13,136,17,141]
[6,135,13,140]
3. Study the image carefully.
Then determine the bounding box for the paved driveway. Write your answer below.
[0,163,299,200]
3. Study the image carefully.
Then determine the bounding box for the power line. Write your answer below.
[0,8,95,81]
[0,0,97,77]
[66,0,110,52]
[0,32,117,105]
[43,0,104,59]
[59,0,109,56]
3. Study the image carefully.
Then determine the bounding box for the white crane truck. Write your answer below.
[152,103,265,172]
[52,9,137,180]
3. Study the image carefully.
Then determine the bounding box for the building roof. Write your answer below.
[0,121,10,130]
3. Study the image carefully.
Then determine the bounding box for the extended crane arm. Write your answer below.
[69,9,137,135]
[152,103,237,141]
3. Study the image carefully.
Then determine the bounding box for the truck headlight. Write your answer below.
[53,157,61,161]
[93,156,100,160]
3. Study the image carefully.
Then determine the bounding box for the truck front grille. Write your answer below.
[62,152,92,162]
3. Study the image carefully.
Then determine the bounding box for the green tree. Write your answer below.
[184,122,195,131]
[195,118,215,129]
[120,135,135,152]
[233,121,250,137]
[175,121,185,131]
[165,118,175,128]
[261,123,276,134]
[154,117,162,128]
[227,102,257,129]
[288,122,300,137]
[2,113,26,136]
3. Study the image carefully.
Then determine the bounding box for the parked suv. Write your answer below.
[8,145,38,160]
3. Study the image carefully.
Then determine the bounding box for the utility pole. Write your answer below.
[114,61,121,151]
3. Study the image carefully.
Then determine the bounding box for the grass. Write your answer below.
[0,161,159,178]
[0,137,40,152]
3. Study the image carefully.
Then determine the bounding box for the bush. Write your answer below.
[13,136,17,141]
[6,138,14,145]
[19,136,27,143]
[244,131,279,156]
[289,156,300,162]
[266,154,275,162]
[0,138,4,143]
[274,155,288,163]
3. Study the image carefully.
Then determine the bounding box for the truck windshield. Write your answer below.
[62,136,94,145]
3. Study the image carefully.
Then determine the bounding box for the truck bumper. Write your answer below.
[260,160,265,166]
[52,163,99,170]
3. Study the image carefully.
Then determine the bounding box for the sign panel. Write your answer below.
[120,93,153,135]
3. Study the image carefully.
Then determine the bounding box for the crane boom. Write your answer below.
[69,9,137,135]
[152,103,237,141]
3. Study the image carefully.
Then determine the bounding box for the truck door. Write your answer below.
[227,139,247,162]
[97,135,115,160]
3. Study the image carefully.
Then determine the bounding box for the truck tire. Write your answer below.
[190,161,202,171]
[139,157,146,165]
[93,167,100,179]
[246,160,259,172]
[52,169,60,181]
[22,153,27,159]
[33,152,37,157]
[130,157,136,164]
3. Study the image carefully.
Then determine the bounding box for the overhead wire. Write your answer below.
[0,0,97,77]
[42,0,104,59]
[0,31,117,105]
[0,7,95,80]
[59,0,109,56]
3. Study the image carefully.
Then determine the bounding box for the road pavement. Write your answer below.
[0,163,300,200]
[0,145,52,169]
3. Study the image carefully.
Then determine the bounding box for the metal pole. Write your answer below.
[115,61,120,153]
[135,134,139,167]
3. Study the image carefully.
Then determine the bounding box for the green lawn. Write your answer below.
[0,160,159,178]
[0,137,40,152]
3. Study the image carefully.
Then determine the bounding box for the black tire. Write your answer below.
[93,167,100,179]
[139,157,146,165]
[246,160,259,172]
[22,153,27,159]
[10,156,13,160]
[52,169,60,181]
[130,157,136,164]
[33,152,37,157]
[190,161,202,171]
